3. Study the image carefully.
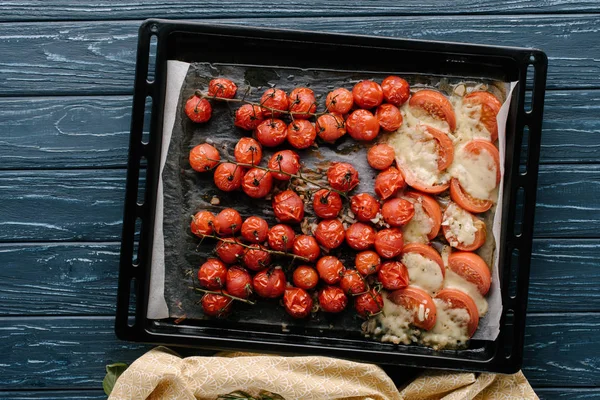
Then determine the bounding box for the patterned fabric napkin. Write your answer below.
[108,347,537,400]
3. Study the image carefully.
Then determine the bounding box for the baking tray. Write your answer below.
[116,18,547,374]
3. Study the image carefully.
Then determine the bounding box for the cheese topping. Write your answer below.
[444,269,489,316]
[403,101,451,133]
[450,144,498,201]
[450,97,492,142]
[442,203,477,247]
[366,296,420,345]
[402,252,444,294]
[402,198,433,244]
[420,298,470,350]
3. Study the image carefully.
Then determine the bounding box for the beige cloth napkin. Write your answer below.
[109,347,537,400]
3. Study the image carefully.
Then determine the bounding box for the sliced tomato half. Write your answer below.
[449,178,493,214]
[464,139,501,186]
[463,91,502,142]
[420,124,454,171]
[401,242,445,278]
[447,251,492,295]
[435,288,480,337]
[404,191,442,240]
[388,286,437,331]
[409,90,457,131]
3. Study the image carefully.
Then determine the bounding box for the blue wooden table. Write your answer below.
[1,1,599,398]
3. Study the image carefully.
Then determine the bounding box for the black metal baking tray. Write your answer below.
[116,18,547,374]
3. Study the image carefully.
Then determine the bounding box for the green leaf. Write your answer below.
[102,362,128,396]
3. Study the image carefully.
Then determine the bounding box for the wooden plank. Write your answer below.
[1,0,599,22]
[0,16,598,96]
[536,389,600,399]
[0,391,106,399]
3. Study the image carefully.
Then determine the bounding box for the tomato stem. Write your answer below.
[199,233,310,262]
[190,287,256,305]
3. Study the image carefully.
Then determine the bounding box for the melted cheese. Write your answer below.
[402,253,444,294]
[441,203,477,247]
[368,296,420,345]
[402,101,451,133]
[444,269,489,316]
[420,298,470,350]
[450,97,492,142]
[450,144,498,201]
[402,198,433,244]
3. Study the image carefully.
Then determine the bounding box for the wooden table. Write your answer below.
[1,2,599,399]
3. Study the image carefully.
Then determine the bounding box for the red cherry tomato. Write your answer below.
[284,287,314,318]
[198,258,228,290]
[312,189,343,219]
[367,144,395,171]
[374,167,405,200]
[374,228,404,259]
[375,104,403,132]
[292,265,319,290]
[254,118,288,147]
[292,235,320,262]
[409,89,456,132]
[354,289,384,318]
[272,190,305,224]
[208,78,237,99]
[242,168,273,199]
[287,120,317,149]
[213,162,244,192]
[327,162,359,192]
[435,288,480,337]
[260,88,289,117]
[240,216,269,244]
[345,222,376,251]
[191,210,216,237]
[355,250,381,276]
[268,150,301,181]
[326,88,354,114]
[350,193,380,222]
[315,113,346,143]
[234,104,264,130]
[243,244,272,272]
[189,143,220,172]
[314,219,346,250]
[214,208,242,236]
[318,286,348,313]
[316,255,345,285]
[253,267,287,298]
[381,198,415,227]
[201,292,233,317]
[346,109,380,141]
[215,238,244,264]
[381,76,410,106]
[378,261,409,290]
[225,265,253,299]
[185,95,212,123]
[288,87,317,119]
[234,137,263,166]
[352,80,384,109]
[267,224,296,252]
[340,269,366,295]
[388,286,437,330]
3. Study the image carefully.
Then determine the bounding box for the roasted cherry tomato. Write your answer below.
[272,190,304,224]
[312,189,343,219]
[409,89,456,132]
[243,244,272,272]
[189,143,220,172]
[267,224,296,252]
[268,150,301,181]
[260,88,289,117]
[327,162,359,192]
[450,178,493,214]
[318,286,348,313]
[345,222,376,251]
[402,243,445,275]
[316,255,345,285]
[208,78,237,99]
[448,251,492,295]
[376,104,403,132]
[215,238,244,264]
[355,288,384,318]
[253,267,286,298]
[191,210,216,237]
[201,292,233,317]
[326,88,354,114]
[381,76,410,106]
[213,162,244,192]
[374,228,404,259]
[242,168,273,199]
[355,250,381,276]
[352,80,384,109]
[234,137,263,166]
[403,191,442,240]
[255,118,288,147]
[314,219,346,250]
[287,120,317,149]
[293,265,319,290]
[198,258,228,290]
[367,144,395,171]
[381,198,415,227]
[346,109,380,141]
[240,216,269,244]
[340,269,366,295]
[388,286,437,330]
[442,203,487,251]
[374,167,405,200]
[463,91,502,142]
[292,235,320,262]
[288,87,317,119]
[185,95,212,123]
[284,287,314,318]
[214,208,242,236]
[315,113,346,143]
[435,288,480,337]
[225,265,253,299]
[350,193,380,222]
[378,261,409,290]
[234,104,264,130]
